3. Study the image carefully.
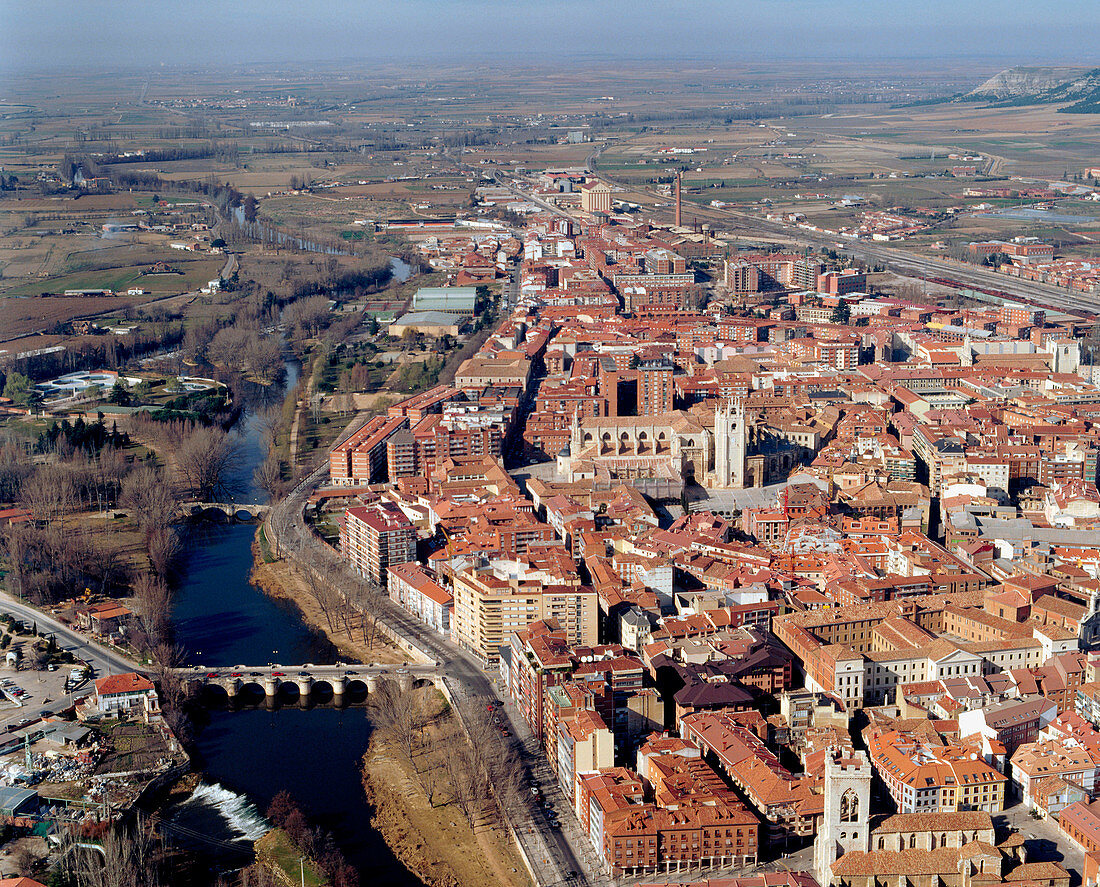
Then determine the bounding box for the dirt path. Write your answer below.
[288,349,321,469]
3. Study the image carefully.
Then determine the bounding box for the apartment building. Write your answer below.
[340,502,416,587]
[638,359,674,415]
[865,727,1006,813]
[451,558,597,664]
[507,619,578,742]
[817,269,866,295]
[680,710,823,843]
[1010,738,1098,806]
[386,561,452,635]
[329,415,409,485]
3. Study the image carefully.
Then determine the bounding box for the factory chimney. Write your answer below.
[674,170,682,228]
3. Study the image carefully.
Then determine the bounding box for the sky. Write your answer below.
[2,0,1099,74]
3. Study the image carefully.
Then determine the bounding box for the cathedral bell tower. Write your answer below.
[814,751,872,887]
[713,397,747,488]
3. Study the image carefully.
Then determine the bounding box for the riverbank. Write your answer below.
[250,533,410,666]
[361,733,532,887]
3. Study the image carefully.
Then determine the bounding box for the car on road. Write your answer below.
[206,673,220,679]
[271,671,285,677]
[249,672,263,677]
[230,672,243,678]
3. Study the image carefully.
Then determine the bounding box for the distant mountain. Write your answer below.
[963,66,1100,113]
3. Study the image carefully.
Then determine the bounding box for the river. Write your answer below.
[163,336,421,884]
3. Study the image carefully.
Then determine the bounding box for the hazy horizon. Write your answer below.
[2,0,1099,78]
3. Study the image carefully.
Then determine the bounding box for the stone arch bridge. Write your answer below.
[181,502,271,522]
[175,663,442,703]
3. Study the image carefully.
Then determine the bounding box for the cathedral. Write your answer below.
[556,398,809,494]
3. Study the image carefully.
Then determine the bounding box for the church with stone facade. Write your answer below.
[814,750,1067,887]
[556,399,813,496]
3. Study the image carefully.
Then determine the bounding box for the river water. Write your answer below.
[163,319,421,884]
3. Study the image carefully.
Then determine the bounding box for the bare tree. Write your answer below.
[147,526,183,578]
[120,465,178,532]
[149,642,193,746]
[20,465,76,529]
[253,452,285,501]
[369,682,430,773]
[442,725,485,827]
[242,333,284,383]
[134,574,172,645]
[300,551,340,632]
[254,404,285,454]
[176,427,243,501]
[11,844,35,877]
[63,818,164,887]
[416,743,448,807]
[284,295,332,340]
[349,577,384,650]
[206,327,252,370]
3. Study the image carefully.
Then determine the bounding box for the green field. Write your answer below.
[0,257,222,298]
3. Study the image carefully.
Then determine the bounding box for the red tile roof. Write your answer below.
[94,672,154,696]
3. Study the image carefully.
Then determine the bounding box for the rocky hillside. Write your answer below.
[965,66,1100,112]
[969,66,1088,99]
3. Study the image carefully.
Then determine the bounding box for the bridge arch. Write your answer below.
[343,679,369,703]
[200,683,230,707]
[310,680,335,703]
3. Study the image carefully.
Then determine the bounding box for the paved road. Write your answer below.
[0,592,142,680]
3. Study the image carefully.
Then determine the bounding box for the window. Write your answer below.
[840,789,860,823]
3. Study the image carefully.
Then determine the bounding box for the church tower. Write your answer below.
[569,410,582,455]
[814,751,872,887]
[559,411,582,477]
[713,398,747,488]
